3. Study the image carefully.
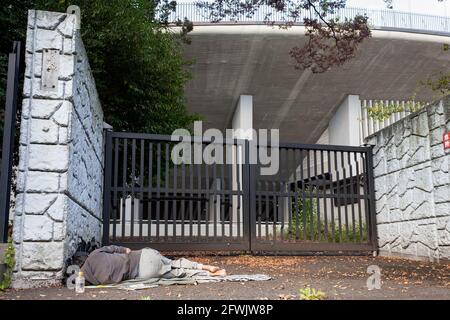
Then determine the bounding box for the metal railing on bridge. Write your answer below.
[169,2,450,36]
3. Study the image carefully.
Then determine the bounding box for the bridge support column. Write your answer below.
[231,95,253,236]
[328,94,362,147]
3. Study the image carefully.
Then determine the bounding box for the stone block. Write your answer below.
[53,222,65,241]
[62,37,74,54]
[414,222,438,249]
[59,54,75,80]
[407,144,429,167]
[439,246,450,260]
[434,185,450,203]
[18,118,29,145]
[52,101,72,126]
[410,200,433,220]
[46,195,66,222]
[430,127,445,147]
[411,112,429,137]
[431,144,446,159]
[29,118,59,144]
[23,215,53,241]
[35,28,63,51]
[23,194,57,215]
[435,202,450,217]
[30,99,62,119]
[429,112,444,130]
[413,166,433,192]
[57,15,76,37]
[36,10,67,30]
[436,216,450,246]
[27,10,36,29]
[58,127,69,144]
[21,242,64,270]
[28,144,69,171]
[26,171,59,192]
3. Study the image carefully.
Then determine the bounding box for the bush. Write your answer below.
[287,189,367,243]
[298,286,326,300]
[0,237,15,291]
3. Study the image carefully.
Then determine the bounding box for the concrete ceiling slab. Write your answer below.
[181,25,450,143]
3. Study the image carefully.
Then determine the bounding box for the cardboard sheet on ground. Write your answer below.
[86,274,272,291]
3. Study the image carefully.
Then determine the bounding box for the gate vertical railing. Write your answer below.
[365,145,378,252]
[102,129,113,245]
[0,41,21,243]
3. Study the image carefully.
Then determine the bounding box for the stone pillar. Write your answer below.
[12,10,104,288]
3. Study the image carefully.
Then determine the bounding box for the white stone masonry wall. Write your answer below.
[367,98,450,262]
[12,10,104,287]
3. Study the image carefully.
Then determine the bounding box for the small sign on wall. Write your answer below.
[41,49,60,92]
[444,131,450,150]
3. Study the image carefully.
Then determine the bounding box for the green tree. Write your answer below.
[0,0,34,140]
[0,0,198,140]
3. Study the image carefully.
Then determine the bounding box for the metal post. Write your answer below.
[102,129,113,245]
[245,139,256,253]
[365,145,378,252]
[0,41,21,243]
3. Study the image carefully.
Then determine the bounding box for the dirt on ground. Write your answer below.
[1,255,449,300]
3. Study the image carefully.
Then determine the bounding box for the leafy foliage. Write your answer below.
[289,189,318,239]
[421,72,450,97]
[0,0,33,143]
[366,100,425,121]
[298,286,326,300]
[0,0,198,137]
[288,189,367,243]
[34,0,199,134]
[0,237,15,291]
[290,14,370,73]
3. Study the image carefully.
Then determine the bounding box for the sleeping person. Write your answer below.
[77,245,226,285]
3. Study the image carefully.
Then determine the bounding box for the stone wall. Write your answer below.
[367,98,450,262]
[12,10,104,287]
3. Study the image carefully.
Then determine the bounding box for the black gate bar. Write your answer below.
[0,41,21,243]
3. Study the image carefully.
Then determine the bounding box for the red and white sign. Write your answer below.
[444,131,450,150]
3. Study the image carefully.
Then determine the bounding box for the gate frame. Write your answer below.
[0,41,21,243]
[102,131,252,251]
[102,132,378,254]
[248,141,378,254]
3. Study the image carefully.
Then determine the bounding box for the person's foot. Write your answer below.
[204,265,220,273]
[209,269,227,277]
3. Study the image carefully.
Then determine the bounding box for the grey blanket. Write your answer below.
[86,274,271,291]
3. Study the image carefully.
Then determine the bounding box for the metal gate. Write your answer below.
[102,132,251,251]
[249,142,377,253]
[102,131,377,253]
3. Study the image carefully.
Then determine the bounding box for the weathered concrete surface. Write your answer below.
[367,98,450,262]
[12,10,104,288]
[180,25,450,143]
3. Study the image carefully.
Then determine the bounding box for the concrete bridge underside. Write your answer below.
[181,25,450,143]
